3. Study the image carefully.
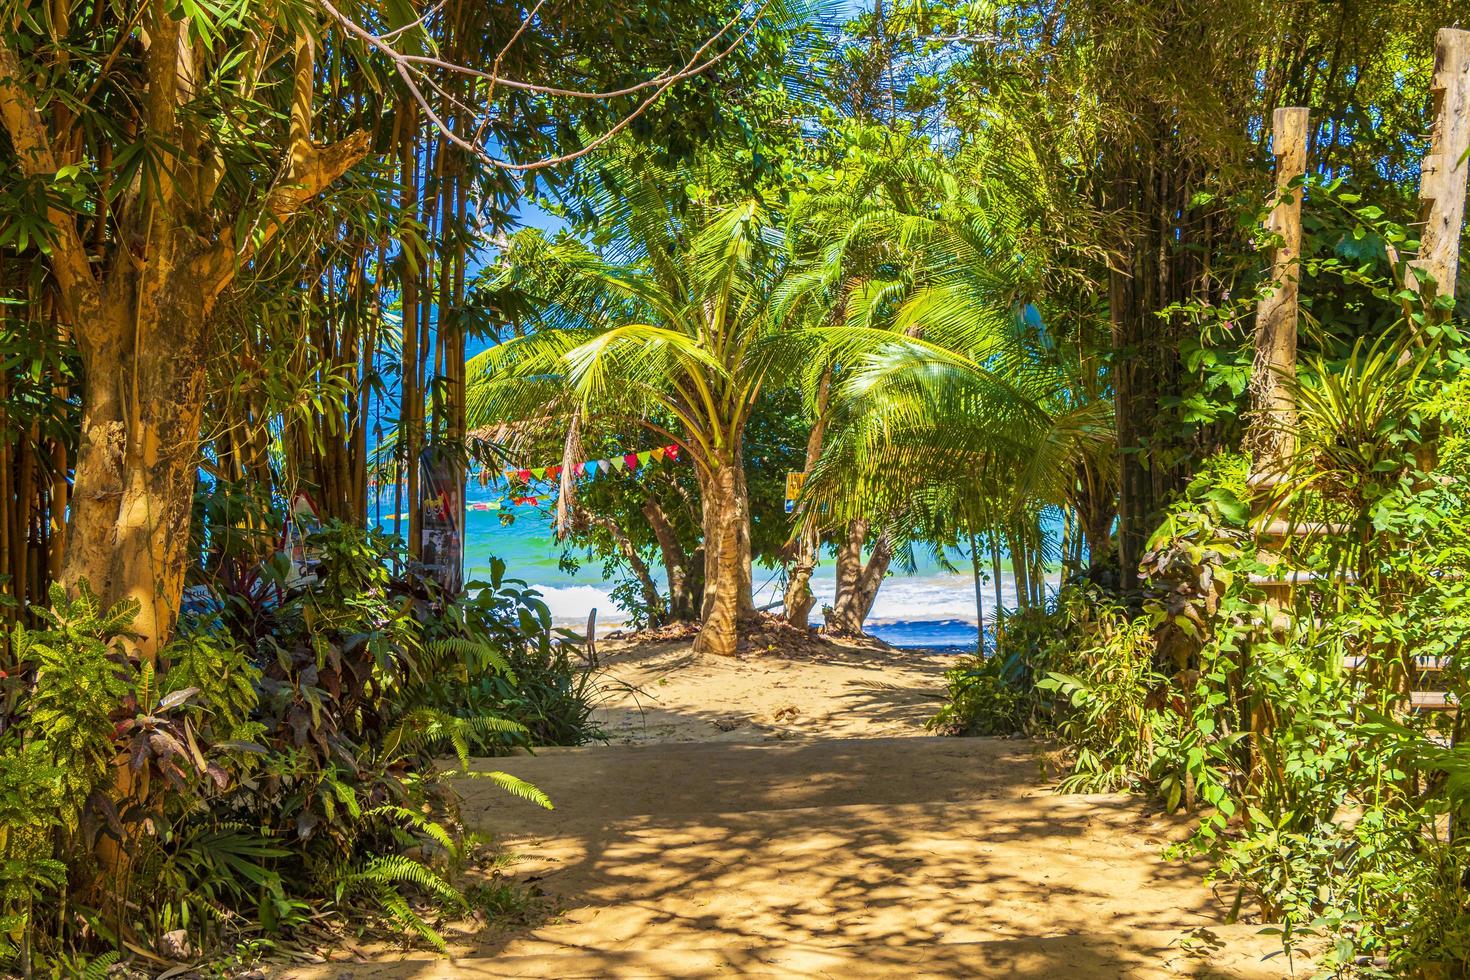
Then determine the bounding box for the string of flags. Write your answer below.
[463,443,685,511]
[483,443,682,486]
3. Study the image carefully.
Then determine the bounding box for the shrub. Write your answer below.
[0,521,599,972]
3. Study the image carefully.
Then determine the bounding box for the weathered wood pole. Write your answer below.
[1411,28,1470,313]
[1250,106,1310,477]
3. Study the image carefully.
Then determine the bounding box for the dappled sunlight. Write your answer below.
[428,736,1293,976]
[283,735,1296,979]
[584,637,955,744]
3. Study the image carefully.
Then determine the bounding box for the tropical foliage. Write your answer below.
[5,0,1470,971]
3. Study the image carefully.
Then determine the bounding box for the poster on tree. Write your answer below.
[419,447,463,594]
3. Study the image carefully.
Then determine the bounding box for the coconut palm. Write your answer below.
[784,142,1115,623]
[465,177,789,656]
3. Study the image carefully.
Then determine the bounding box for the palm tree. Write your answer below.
[786,141,1115,627]
[465,180,788,657]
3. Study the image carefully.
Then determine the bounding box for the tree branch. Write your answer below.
[316,0,772,172]
[198,29,371,298]
[0,38,99,311]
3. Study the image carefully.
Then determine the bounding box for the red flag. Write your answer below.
[624,452,639,470]
[516,469,531,482]
[548,465,561,480]
[666,444,680,460]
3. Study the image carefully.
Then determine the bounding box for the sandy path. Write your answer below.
[587,636,954,743]
[281,638,1305,978]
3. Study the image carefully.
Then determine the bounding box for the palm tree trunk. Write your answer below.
[825,523,892,636]
[825,519,866,634]
[990,533,1004,621]
[694,451,753,656]
[969,528,986,653]
[783,368,831,627]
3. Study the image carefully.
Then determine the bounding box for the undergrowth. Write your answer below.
[934,341,1470,976]
[0,521,601,975]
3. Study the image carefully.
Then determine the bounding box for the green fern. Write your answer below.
[333,854,468,952]
[425,637,517,684]
[364,805,458,852]
[462,770,553,810]
[381,708,528,768]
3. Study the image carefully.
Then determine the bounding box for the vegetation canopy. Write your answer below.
[3,0,1470,973]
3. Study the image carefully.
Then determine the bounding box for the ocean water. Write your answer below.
[370,486,1041,650]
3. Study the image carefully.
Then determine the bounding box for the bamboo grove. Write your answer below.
[0,0,801,644]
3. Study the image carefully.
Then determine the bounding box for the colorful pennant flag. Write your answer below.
[477,444,684,496]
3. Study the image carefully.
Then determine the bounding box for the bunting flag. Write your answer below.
[481,443,685,490]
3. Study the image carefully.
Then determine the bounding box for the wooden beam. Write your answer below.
[1411,28,1470,311]
[1250,106,1310,475]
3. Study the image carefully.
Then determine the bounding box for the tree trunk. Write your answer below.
[2,23,367,657]
[782,368,831,628]
[1249,107,1309,474]
[969,528,986,653]
[693,452,753,657]
[1076,462,1117,577]
[783,525,819,630]
[642,497,697,622]
[56,260,215,665]
[825,521,892,636]
[584,508,664,626]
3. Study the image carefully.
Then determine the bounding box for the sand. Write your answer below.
[279,634,1308,979]
[586,634,957,744]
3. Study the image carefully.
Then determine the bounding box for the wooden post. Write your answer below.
[1411,28,1470,314]
[1250,107,1310,477]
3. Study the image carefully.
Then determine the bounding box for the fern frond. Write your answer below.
[462,770,554,809]
[364,805,458,852]
[425,638,517,684]
[382,708,529,767]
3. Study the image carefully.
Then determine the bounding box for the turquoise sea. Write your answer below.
[373,483,1047,650]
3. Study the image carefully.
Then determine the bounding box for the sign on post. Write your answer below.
[784,471,807,514]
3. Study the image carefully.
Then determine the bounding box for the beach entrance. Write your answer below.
[283,636,1300,979]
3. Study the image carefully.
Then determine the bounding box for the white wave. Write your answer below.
[528,569,1057,630]
[529,583,630,628]
[754,569,1054,625]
